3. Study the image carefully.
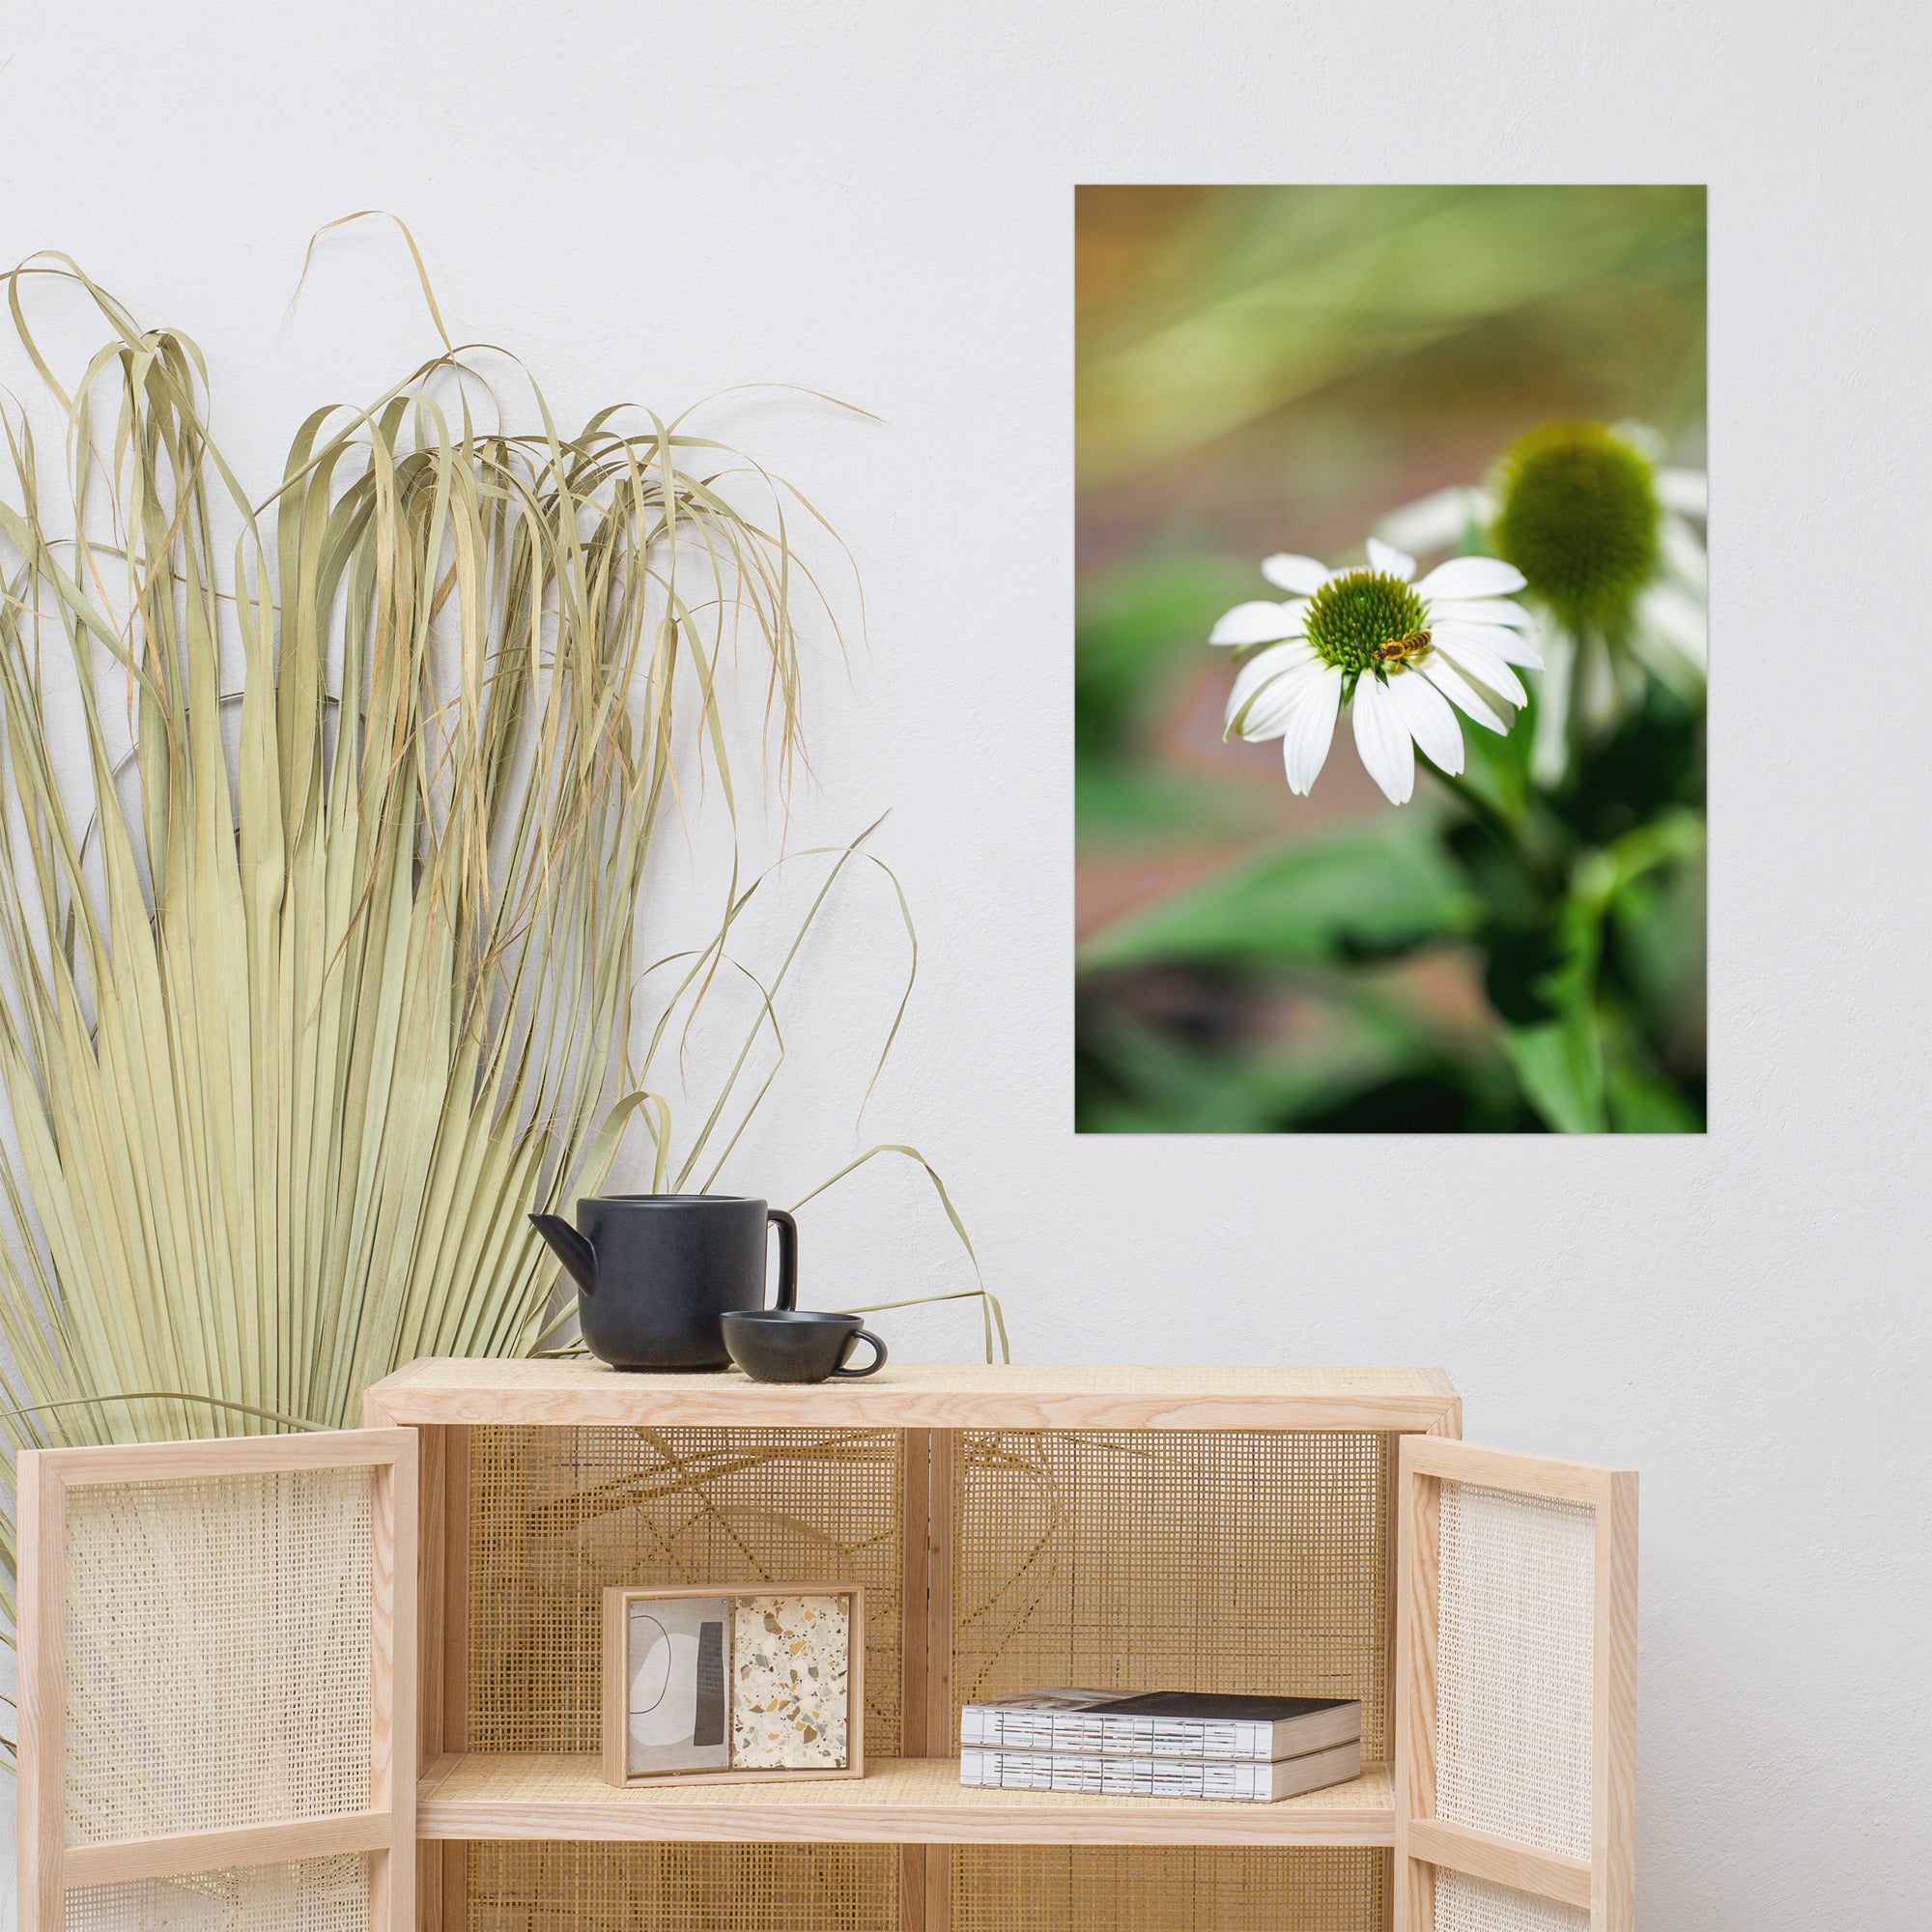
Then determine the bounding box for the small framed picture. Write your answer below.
[601,1583,865,1787]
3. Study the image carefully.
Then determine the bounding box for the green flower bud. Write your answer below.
[1492,423,1660,635]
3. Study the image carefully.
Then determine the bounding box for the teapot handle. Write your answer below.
[767,1208,798,1311]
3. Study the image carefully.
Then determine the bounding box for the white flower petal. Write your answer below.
[1626,624,1703,701]
[1376,485,1492,556]
[1531,629,1575,787]
[1612,420,1669,463]
[1366,537,1416,582]
[1259,554,1331,596]
[1421,654,1507,735]
[1226,642,1320,738]
[1659,514,1707,594]
[1282,666,1343,794]
[1227,639,1316,704]
[1432,619,1543,670]
[1236,665,1310,726]
[1431,628,1528,706]
[1415,555,1526,601]
[1435,596,1533,630]
[1578,630,1620,729]
[1237,693,1293,740]
[1386,668,1464,776]
[1635,581,1707,671]
[1656,468,1707,517]
[1230,649,1327,740]
[1209,599,1306,647]
[1350,673,1415,806]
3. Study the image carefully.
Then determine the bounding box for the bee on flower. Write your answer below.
[1211,538,1536,806]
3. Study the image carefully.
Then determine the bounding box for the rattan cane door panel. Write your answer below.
[1394,1440,1636,1932]
[952,1430,1394,1760]
[1435,1484,1595,1860]
[62,1467,377,1842]
[63,1856,374,1932]
[1430,1870,1589,1932]
[15,1432,415,1932]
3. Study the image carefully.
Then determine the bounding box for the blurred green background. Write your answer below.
[1074,185,1707,1133]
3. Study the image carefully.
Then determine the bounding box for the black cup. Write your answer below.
[721,1310,888,1383]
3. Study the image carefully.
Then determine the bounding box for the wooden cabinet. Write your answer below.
[17,1363,1634,1932]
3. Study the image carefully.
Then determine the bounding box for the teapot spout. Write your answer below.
[529,1212,598,1295]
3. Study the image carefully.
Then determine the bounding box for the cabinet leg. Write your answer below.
[924,1845,952,1932]
[897,1845,952,1932]
[900,1846,925,1932]
[417,1842,465,1932]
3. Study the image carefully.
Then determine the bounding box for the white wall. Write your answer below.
[4,1,1928,1925]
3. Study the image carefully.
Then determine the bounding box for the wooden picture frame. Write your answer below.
[1395,1435,1637,1932]
[601,1582,866,1788]
[16,1428,417,1932]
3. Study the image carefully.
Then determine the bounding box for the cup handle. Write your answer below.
[832,1328,888,1378]
[767,1208,798,1311]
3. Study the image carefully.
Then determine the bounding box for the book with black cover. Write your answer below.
[958,1688,1361,1762]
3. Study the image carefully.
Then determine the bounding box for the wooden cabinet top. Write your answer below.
[364,1358,1461,1433]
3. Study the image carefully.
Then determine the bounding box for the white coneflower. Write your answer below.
[1211,539,1535,806]
[1376,421,1706,780]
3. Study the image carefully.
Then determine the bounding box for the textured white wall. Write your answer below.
[3,1,1927,1925]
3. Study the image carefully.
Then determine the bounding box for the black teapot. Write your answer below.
[529,1194,798,1371]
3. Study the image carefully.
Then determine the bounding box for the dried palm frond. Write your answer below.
[0,242,995,1766]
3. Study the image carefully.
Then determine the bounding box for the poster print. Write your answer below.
[1074,185,1706,1134]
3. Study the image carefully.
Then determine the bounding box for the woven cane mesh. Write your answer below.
[1434,1870,1590,1932]
[953,1431,1392,1758]
[63,1469,375,1842]
[468,1426,902,1756]
[466,1841,897,1932]
[1435,1480,1595,1861]
[63,1856,370,1932]
[952,1847,1387,1931]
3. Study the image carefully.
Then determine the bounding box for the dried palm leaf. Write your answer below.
[0,240,999,1766]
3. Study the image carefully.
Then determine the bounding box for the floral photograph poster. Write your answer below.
[1074,185,1707,1135]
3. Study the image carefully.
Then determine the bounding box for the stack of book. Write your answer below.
[958,1689,1362,1804]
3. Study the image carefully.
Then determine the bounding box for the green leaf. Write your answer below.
[1079,826,1480,973]
[1604,1055,1702,1132]
[1076,552,1254,756]
[1504,1015,1606,1133]
[1074,758,1252,843]
[1077,1006,1408,1134]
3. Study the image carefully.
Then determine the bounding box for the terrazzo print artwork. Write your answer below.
[730,1594,851,1770]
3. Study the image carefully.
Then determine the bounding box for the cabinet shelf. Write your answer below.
[415,1752,1395,1848]
[367,1356,1463,1434]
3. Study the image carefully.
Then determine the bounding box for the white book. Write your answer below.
[958,1737,1363,1804]
[959,1689,1361,1762]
